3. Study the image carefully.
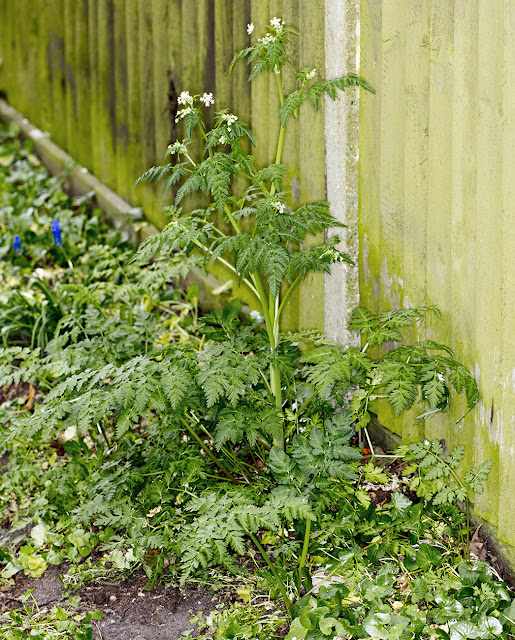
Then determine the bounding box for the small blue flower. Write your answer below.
[51,219,62,246]
[13,234,22,255]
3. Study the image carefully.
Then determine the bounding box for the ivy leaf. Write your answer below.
[416,543,443,571]
[476,615,503,637]
[390,492,412,517]
[433,598,465,624]
[449,621,481,640]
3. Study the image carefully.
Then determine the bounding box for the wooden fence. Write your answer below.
[360,0,515,563]
[0,0,326,331]
[2,0,515,565]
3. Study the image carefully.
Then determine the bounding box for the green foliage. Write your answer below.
[398,440,492,506]
[0,16,496,640]
[0,590,102,640]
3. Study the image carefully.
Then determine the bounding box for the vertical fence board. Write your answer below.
[125,0,142,207]
[87,0,100,178]
[74,0,92,172]
[151,0,171,187]
[499,0,515,548]
[113,0,130,199]
[137,0,159,226]
[297,0,325,332]
[63,0,74,153]
[473,0,504,526]
[359,0,382,318]
[96,0,117,189]
[449,1,479,469]
[279,0,301,332]
[422,0,454,444]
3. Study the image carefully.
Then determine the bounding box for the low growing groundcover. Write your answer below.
[1,19,515,637]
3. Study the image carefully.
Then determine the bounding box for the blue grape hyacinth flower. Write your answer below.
[13,234,22,255]
[51,219,62,246]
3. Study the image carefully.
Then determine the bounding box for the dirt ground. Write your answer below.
[1,566,220,640]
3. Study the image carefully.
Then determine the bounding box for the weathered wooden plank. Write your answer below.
[250,1,271,172]
[0,0,16,104]
[63,0,75,153]
[46,0,67,150]
[298,0,325,332]
[137,0,159,226]
[151,0,171,176]
[231,0,251,125]
[214,0,233,109]
[124,0,143,205]
[378,0,406,317]
[37,0,53,134]
[359,0,382,318]
[448,1,479,468]
[473,0,504,527]
[279,0,301,331]
[112,0,130,199]
[95,0,118,190]
[73,0,92,172]
[24,0,41,128]
[423,0,454,445]
[498,0,515,547]
[399,0,431,443]
[13,0,29,116]
[87,0,100,178]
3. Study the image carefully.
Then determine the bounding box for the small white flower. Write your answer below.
[200,92,214,106]
[249,310,264,324]
[147,505,162,518]
[273,201,286,213]
[221,113,238,125]
[175,106,192,123]
[218,134,228,145]
[247,23,254,34]
[259,33,276,45]
[437,372,445,382]
[306,68,317,80]
[168,141,187,155]
[270,17,284,29]
[177,90,193,106]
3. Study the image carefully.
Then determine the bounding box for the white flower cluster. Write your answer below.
[175,106,192,123]
[247,23,254,34]
[270,17,285,29]
[175,90,196,122]
[221,112,238,131]
[259,33,276,45]
[200,92,214,106]
[273,201,286,213]
[168,141,187,155]
[177,90,193,106]
[147,505,162,518]
[306,68,317,80]
[218,134,228,145]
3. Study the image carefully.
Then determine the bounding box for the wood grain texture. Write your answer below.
[359,0,515,556]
